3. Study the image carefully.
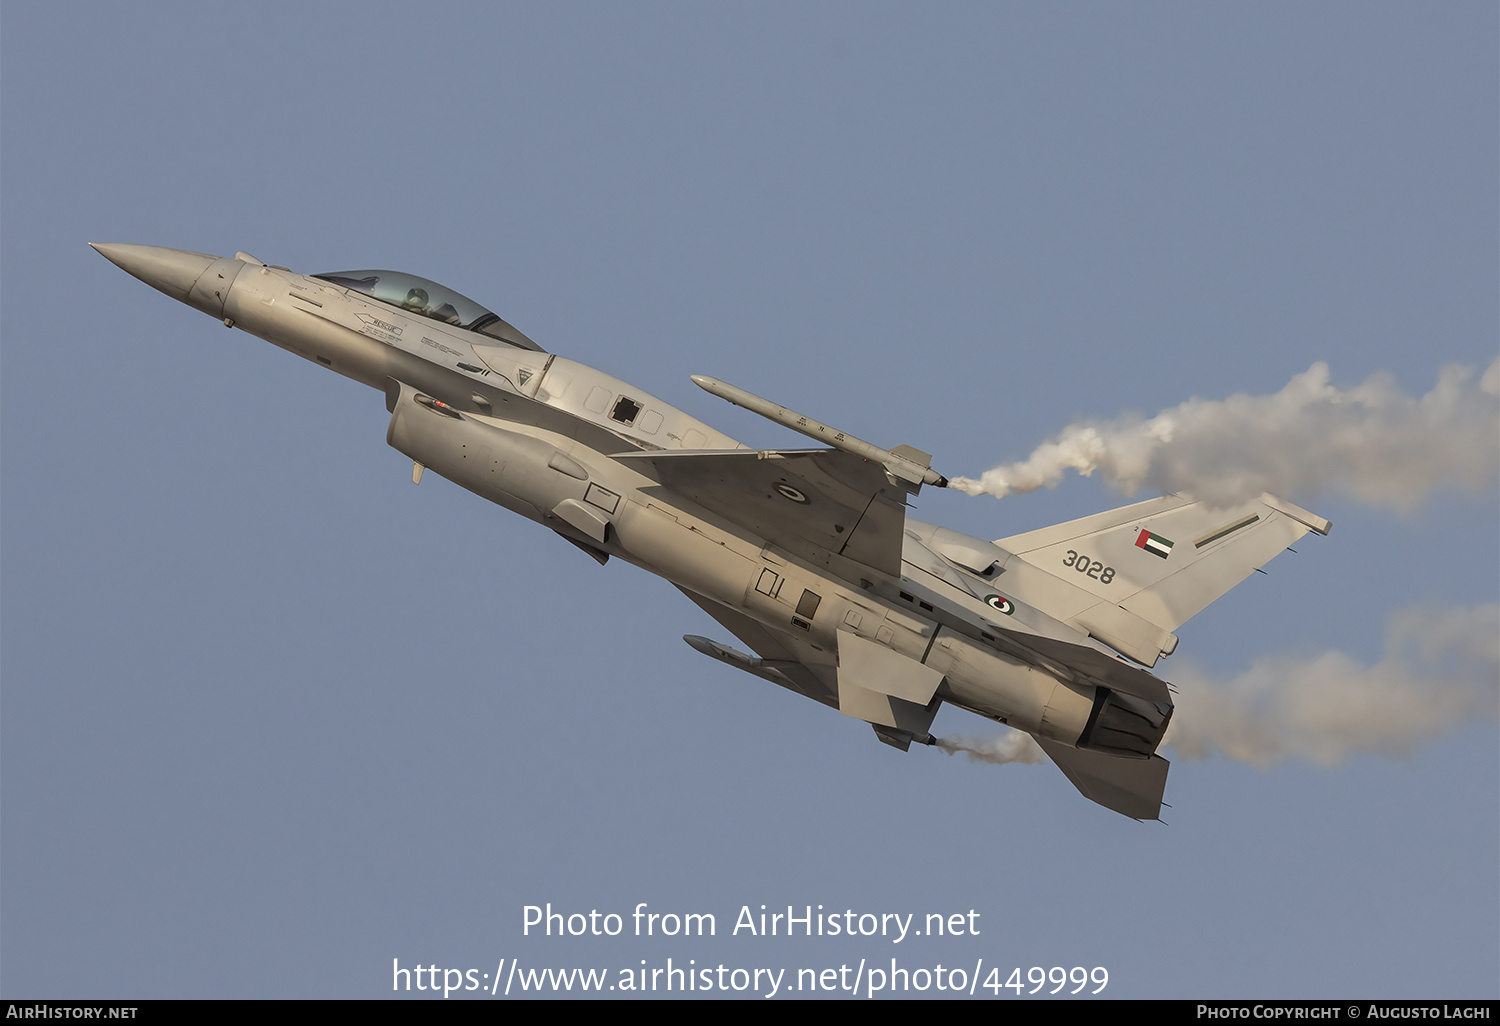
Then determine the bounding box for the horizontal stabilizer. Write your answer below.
[1033,736,1170,820]
[1006,631,1173,706]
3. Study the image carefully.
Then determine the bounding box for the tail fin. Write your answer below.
[995,493,1329,657]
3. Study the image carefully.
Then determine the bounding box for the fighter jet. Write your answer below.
[91,243,1331,819]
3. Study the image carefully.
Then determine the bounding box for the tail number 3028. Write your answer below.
[1062,550,1115,585]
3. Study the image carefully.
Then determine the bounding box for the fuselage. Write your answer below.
[95,245,1166,757]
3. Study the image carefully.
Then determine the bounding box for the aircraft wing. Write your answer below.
[615,448,910,578]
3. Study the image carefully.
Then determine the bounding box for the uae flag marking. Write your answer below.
[1135,529,1174,559]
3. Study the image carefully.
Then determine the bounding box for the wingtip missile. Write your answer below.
[691,375,949,490]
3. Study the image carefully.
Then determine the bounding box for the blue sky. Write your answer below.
[3,2,1495,999]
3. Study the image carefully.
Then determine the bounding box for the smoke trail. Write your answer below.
[1163,603,1499,766]
[949,359,1499,513]
[936,605,1496,771]
[937,730,1046,765]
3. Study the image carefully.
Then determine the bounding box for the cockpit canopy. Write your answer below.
[313,269,544,352]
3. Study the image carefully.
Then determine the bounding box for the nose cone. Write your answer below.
[92,243,247,320]
[90,243,222,303]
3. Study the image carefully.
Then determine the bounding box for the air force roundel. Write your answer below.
[773,481,810,504]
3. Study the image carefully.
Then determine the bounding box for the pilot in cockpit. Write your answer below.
[400,287,430,315]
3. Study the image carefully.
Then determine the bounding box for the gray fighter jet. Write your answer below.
[92,244,1331,819]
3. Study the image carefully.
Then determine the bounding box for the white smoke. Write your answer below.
[1164,603,1499,766]
[936,605,1497,771]
[949,359,1500,513]
[937,730,1047,765]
